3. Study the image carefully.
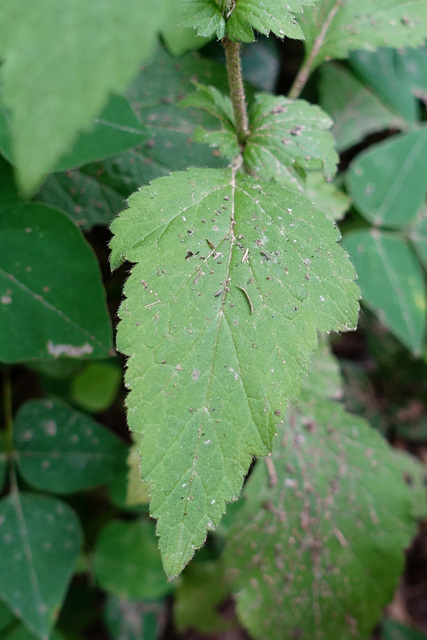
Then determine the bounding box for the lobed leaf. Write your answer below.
[0,493,82,640]
[110,167,359,576]
[224,395,424,640]
[0,0,164,193]
[297,0,427,72]
[245,94,338,189]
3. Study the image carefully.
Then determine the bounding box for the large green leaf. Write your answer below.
[110,167,359,577]
[0,95,147,173]
[37,47,228,230]
[224,397,423,640]
[0,0,164,193]
[349,49,419,125]
[319,63,410,152]
[94,520,171,600]
[347,128,427,228]
[344,230,426,354]
[0,493,82,640]
[13,400,127,493]
[297,0,427,72]
[0,203,113,362]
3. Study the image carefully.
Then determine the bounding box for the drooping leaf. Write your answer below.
[0,492,82,640]
[94,520,172,600]
[0,203,113,362]
[70,361,122,413]
[174,561,233,633]
[36,47,228,230]
[245,95,338,188]
[13,399,127,493]
[224,397,422,640]
[0,95,148,173]
[410,204,427,270]
[297,0,427,72]
[347,128,427,228]
[319,63,409,152]
[344,230,426,354]
[110,167,359,577]
[104,595,166,640]
[0,0,164,193]
[349,49,419,125]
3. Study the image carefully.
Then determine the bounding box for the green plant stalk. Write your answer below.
[222,38,250,146]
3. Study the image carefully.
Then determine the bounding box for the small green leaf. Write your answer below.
[348,128,427,229]
[0,203,113,362]
[304,172,350,221]
[104,596,166,640]
[110,167,359,577]
[298,0,427,72]
[410,204,427,270]
[349,49,419,125]
[37,47,228,230]
[174,561,233,633]
[0,95,147,173]
[224,398,422,640]
[161,0,210,56]
[0,493,82,640]
[244,94,338,189]
[226,0,317,43]
[94,520,172,600]
[182,0,226,39]
[319,63,408,152]
[0,0,164,193]
[14,400,127,493]
[70,361,122,413]
[344,230,426,354]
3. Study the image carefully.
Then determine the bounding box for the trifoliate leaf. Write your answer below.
[245,94,338,189]
[226,0,317,43]
[225,398,422,640]
[297,0,427,72]
[110,167,359,577]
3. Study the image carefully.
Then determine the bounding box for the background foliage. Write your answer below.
[0,1,427,639]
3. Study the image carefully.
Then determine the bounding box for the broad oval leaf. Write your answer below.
[224,397,423,640]
[0,203,113,362]
[0,0,164,193]
[347,128,427,228]
[297,0,427,72]
[94,520,171,600]
[344,230,426,354]
[13,399,127,494]
[110,167,359,577]
[0,493,82,640]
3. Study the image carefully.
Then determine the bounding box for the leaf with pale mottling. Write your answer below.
[225,397,422,640]
[297,0,427,73]
[110,167,359,577]
[0,493,82,640]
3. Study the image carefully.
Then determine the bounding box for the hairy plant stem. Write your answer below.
[288,0,342,100]
[222,38,250,147]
